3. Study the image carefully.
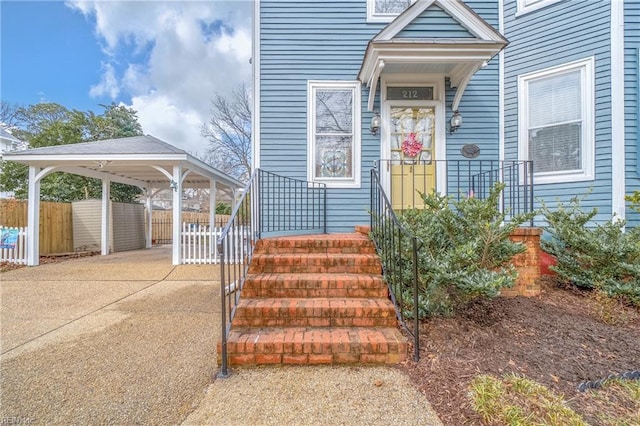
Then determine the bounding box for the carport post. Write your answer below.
[26,166,40,266]
[172,165,183,265]
[145,186,153,248]
[101,179,110,256]
[209,180,216,254]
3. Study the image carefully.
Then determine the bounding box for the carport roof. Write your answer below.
[3,135,243,190]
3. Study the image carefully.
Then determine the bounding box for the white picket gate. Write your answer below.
[180,223,247,264]
[0,226,28,264]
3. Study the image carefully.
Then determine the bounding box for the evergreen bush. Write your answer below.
[394,183,535,317]
[540,195,640,306]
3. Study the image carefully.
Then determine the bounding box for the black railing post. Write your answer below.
[529,161,534,226]
[412,236,420,362]
[218,241,229,378]
[323,185,328,234]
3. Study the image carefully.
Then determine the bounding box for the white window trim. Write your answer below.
[307,81,361,189]
[367,0,416,23]
[517,57,595,185]
[516,0,562,17]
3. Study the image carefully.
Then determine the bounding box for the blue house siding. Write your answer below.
[625,0,640,228]
[396,5,474,38]
[503,0,614,225]
[260,0,379,233]
[259,0,502,233]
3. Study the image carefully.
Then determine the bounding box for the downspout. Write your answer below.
[611,0,625,222]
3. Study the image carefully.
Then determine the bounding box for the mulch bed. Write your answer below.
[0,251,99,272]
[400,279,640,425]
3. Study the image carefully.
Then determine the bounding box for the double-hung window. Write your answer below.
[307,81,361,188]
[518,58,594,184]
[516,0,562,16]
[367,0,415,23]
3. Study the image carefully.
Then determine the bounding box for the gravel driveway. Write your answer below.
[1,247,441,425]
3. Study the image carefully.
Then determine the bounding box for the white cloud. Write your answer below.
[89,62,120,98]
[66,1,252,155]
[129,93,208,157]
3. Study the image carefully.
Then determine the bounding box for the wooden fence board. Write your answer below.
[0,200,229,254]
[0,200,73,254]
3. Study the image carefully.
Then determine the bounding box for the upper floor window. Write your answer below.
[518,58,594,184]
[307,81,361,188]
[516,0,562,16]
[367,0,415,23]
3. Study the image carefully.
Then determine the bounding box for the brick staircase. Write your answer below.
[219,230,408,366]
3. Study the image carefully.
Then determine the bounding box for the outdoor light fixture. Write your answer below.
[370,111,381,136]
[449,110,462,134]
[169,180,178,191]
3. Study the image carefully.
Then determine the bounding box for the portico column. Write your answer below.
[26,166,40,266]
[172,165,183,265]
[101,179,110,255]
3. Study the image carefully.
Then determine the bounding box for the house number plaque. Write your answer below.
[386,86,434,101]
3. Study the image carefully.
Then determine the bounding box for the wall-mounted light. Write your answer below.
[449,110,462,134]
[370,111,381,136]
[169,180,178,191]
[94,160,111,168]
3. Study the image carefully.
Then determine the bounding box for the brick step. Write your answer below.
[248,253,382,274]
[219,327,408,365]
[242,273,389,298]
[233,298,397,327]
[256,233,376,255]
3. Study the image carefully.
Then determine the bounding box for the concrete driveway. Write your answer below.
[1,247,222,425]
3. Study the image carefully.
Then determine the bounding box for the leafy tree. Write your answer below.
[0,102,144,202]
[201,84,252,182]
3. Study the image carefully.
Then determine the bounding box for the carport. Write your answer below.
[3,135,243,266]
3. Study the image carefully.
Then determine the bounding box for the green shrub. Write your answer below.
[540,195,640,306]
[215,202,232,215]
[394,183,535,317]
[627,190,640,213]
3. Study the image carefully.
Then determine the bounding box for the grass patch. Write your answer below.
[469,374,640,425]
[469,374,586,425]
[574,379,640,426]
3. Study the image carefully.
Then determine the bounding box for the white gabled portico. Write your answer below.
[358,0,508,112]
[3,135,243,266]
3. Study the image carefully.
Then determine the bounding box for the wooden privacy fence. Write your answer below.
[151,211,230,244]
[181,222,247,264]
[0,200,73,255]
[0,226,27,264]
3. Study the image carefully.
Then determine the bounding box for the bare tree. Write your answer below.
[201,85,252,182]
[1,102,21,129]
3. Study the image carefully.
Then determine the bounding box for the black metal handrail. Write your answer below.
[217,169,259,378]
[378,159,534,225]
[217,169,327,377]
[370,166,421,362]
[258,170,327,235]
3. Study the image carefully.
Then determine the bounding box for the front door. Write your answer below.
[389,106,436,210]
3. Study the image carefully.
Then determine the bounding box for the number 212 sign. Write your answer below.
[386,87,434,101]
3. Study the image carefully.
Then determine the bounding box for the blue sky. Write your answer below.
[1,1,252,155]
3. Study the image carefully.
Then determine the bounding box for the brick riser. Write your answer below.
[241,273,389,299]
[248,253,382,274]
[233,298,397,327]
[225,327,407,365]
[219,232,408,366]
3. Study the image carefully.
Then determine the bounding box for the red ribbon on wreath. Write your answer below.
[401,132,422,158]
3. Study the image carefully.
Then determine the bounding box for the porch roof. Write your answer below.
[358,0,508,112]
